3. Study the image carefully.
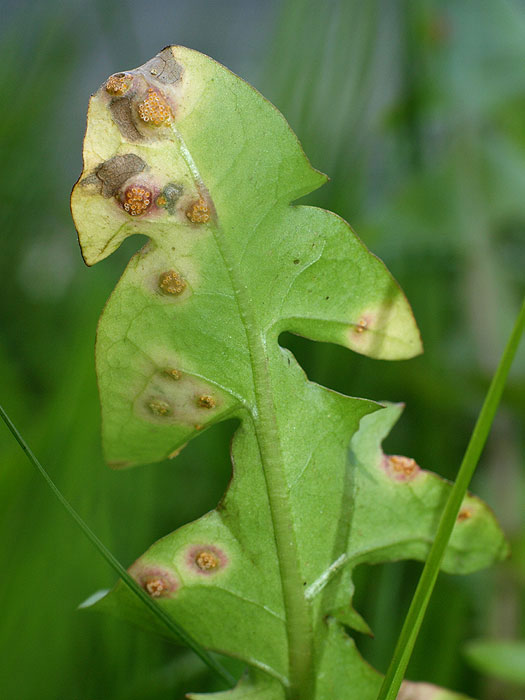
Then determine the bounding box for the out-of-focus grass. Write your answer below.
[0,1,524,699]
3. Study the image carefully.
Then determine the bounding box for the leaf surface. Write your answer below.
[72,47,506,699]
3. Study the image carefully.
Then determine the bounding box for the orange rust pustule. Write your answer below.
[148,399,172,416]
[105,72,134,96]
[134,567,179,598]
[158,270,186,296]
[187,544,228,576]
[457,508,473,522]
[137,87,172,126]
[123,185,152,216]
[197,394,215,409]
[354,318,368,334]
[186,197,211,224]
[195,551,219,571]
[164,368,182,380]
[384,454,420,481]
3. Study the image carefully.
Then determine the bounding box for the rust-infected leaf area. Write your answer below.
[148,398,172,417]
[383,454,420,481]
[105,72,134,96]
[138,87,173,126]
[95,154,146,198]
[156,183,184,214]
[186,544,228,576]
[158,270,186,296]
[123,184,152,216]
[130,565,179,599]
[186,197,211,224]
[197,394,215,409]
[457,508,473,522]
[134,365,232,429]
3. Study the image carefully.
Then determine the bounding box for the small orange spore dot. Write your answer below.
[457,509,473,522]
[164,368,182,380]
[123,185,152,216]
[105,72,133,96]
[148,399,171,416]
[195,550,219,571]
[159,270,186,296]
[137,87,172,126]
[186,197,211,224]
[144,578,167,597]
[197,395,215,409]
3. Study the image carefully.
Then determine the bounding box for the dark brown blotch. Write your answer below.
[95,154,146,198]
[144,48,183,84]
[109,96,144,142]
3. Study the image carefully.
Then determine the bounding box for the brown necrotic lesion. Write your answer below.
[95,154,146,198]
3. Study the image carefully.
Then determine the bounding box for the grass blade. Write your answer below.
[376,298,525,700]
[0,403,236,688]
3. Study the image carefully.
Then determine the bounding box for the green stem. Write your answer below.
[0,403,235,688]
[377,298,525,700]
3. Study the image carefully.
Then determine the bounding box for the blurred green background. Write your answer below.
[1,0,524,698]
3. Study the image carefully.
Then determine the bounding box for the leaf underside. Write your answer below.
[72,47,507,699]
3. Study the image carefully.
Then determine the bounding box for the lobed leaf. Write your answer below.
[72,47,507,699]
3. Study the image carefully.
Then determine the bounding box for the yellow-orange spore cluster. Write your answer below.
[388,455,418,477]
[137,88,172,126]
[186,197,211,224]
[144,578,167,597]
[195,550,219,571]
[105,72,133,96]
[159,270,186,296]
[148,399,171,416]
[123,185,152,216]
[197,394,215,409]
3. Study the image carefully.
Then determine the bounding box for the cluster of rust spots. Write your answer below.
[123,185,152,216]
[197,395,215,409]
[385,454,420,481]
[195,550,219,571]
[164,368,182,380]
[354,318,368,334]
[158,270,186,296]
[187,544,227,576]
[136,567,179,598]
[457,508,473,522]
[148,398,172,417]
[137,87,172,126]
[105,72,133,96]
[186,197,211,224]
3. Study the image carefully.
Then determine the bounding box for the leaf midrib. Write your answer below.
[170,122,314,700]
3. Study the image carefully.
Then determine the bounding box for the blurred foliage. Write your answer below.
[0,0,523,699]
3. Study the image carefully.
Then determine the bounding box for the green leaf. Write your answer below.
[464,639,525,685]
[71,47,506,699]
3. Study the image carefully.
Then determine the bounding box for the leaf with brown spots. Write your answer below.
[72,47,506,699]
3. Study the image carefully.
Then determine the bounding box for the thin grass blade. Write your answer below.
[0,403,236,688]
[377,298,525,700]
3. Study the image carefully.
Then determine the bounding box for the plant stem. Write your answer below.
[0,403,236,688]
[377,297,525,700]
